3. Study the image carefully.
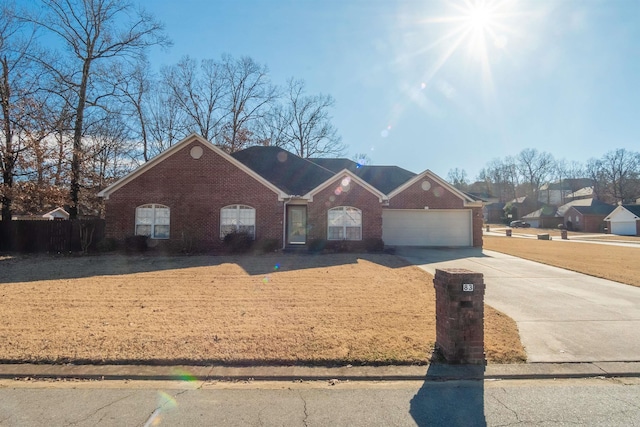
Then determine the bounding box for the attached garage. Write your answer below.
[604,205,640,236]
[382,209,472,247]
[611,221,637,236]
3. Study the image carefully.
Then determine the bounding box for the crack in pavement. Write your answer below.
[491,389,523,427]
[65,392,136,426]
[298,390,309,427]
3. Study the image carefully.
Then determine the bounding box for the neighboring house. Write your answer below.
[604,205,640,236]
[97,134,483,251]
[565,186,594,202]
[11,207,69,221]
[522,199,614,230]
[538,179,592,205]
[521,205,559,228]
[504,196,539,221]
[483,202,506,223]
[564,202,615,232]
[43,207,70,220]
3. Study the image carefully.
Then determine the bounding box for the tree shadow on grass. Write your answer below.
[0,251,416,284]
[410,351,486,427]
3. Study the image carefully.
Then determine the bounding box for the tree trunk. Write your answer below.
[1,56,14,222]
[69,59,91,219]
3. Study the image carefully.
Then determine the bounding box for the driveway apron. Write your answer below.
[395,247,640,363]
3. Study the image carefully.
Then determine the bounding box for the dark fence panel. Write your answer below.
[0,219,105,253]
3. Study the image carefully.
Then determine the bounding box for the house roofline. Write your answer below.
[387,169,481,206]
[604,205,640,221]
[97,134,288,200]
[303,169,388,203]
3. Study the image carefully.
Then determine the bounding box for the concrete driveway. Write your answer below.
[395,247,640,363]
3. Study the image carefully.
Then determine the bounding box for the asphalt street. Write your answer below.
[1,377,639,426]
[395,246,640,363]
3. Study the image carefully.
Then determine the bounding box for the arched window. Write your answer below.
[328,206,362,240]
[220,205,256,239]
[135,204,170,239]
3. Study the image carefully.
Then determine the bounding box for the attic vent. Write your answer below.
[421,180,431,191]
[190,145,204,159]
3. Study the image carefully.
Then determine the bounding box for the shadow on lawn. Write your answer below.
[0,251,415,284]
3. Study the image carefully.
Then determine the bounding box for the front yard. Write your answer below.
[0,253,525,365]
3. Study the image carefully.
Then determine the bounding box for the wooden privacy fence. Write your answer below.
[0,219,105,253]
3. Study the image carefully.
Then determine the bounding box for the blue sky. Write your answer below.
[139,0,639,180]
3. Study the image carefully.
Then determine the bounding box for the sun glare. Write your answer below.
[467,2,492,30]
[404,0,516,90]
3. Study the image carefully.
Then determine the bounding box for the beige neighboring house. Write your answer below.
[566,186,594,201]
[43,207,70,220]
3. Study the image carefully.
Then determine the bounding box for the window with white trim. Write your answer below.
[135,204,170,239]
[328,206,362,240]
[220,205,256,239]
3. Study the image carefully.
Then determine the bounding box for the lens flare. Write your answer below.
[143,391,179,427]
[170,368,197,383]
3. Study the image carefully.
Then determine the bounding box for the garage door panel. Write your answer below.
[382,210,471,246]
[611,221,636,236]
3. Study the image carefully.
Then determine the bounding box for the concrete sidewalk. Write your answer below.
[1,362,640,382]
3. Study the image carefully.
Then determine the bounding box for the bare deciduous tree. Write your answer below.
[279,78,345,158]
[600,148,640,204]
[447,167,468,190]
[162,56,225,142]
[517,148,555,199]
[218,55,277,153]
[0,1,38,220]
[25,0,169,218]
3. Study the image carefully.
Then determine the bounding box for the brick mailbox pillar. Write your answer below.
[433,268,485,364]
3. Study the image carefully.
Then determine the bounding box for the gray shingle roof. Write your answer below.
[308,158,416,194]
[622,205,640,217]
[232,147,418,196]
[231,146,335,195]
[570,203,615,216]
[308,158,358,173]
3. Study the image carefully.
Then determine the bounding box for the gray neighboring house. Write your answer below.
[522,199,614,230]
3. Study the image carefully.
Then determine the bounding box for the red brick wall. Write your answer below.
[388,177,464,209]
[306,176,382,241]
[565,208,607,233]
[434,268,485,364]
[104,141,284,251]
[389,177,483,247]
[581,214,607,233]
[471,206,483,248]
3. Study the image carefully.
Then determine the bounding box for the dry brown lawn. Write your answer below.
[0,253,524,366]
[484,235,640,287]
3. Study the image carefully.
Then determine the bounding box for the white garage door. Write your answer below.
[382,209,472,247]
[611,221,637,236]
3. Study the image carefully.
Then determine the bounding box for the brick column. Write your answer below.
[433,268,485,364]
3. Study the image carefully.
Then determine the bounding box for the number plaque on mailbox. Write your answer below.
[462,283,474,292]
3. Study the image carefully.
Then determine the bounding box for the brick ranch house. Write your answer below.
[98,134,483,251]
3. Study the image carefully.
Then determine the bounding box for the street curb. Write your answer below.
[1,362,639,382]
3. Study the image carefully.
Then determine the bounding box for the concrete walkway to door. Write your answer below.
[395,247,640,363]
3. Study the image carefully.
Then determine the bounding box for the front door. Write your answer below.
[287,205,307,244]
